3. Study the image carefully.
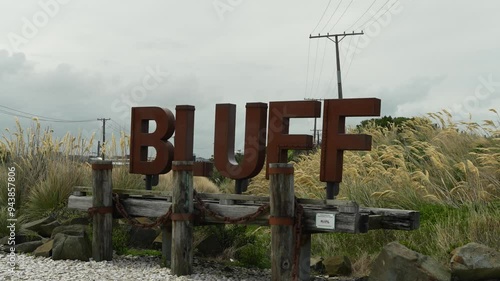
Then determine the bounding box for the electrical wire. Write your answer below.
[314,40,329,98]
[355,0,390,30]
[309,40,321,98]
[304,40,312,97]
[311,0,333,34]
[0,104,95,123]
[320,0,343,33]
[344,36,361,82]
[360,0,399,30]
[111,119,130,134]
[344,0,378,32]
[329,0,355,32]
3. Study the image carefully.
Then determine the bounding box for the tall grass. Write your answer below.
[246,110,500,270]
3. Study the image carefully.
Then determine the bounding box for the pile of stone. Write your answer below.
[311,242,500,281]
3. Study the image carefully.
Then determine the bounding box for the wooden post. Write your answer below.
[269,163,295,281]
[161,224,172,267]
[91,160,113,262]
[171,161,194,275]
[299,234,311,281]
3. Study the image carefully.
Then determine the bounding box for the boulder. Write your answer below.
[34,239,54,257]
[310,256,325,274]
[39,221,61,237]
[15,241,43,253]
[22,216,55,233]
[369,241,450,281]
[52,233,91,261]
[196,233,225,257]
[51,224,88,238]
[450,242,500,281]
[323,256,352,277]
[125,217,159,249]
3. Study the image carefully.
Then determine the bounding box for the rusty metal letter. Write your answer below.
[266,100,321,178]
[174,105,195,161]
[320,98,381,182]
[130,107,175,175]
[214,103,268,180]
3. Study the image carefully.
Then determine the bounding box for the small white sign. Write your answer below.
[316,213,336,229]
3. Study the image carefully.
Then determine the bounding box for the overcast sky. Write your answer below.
[0,0,499,158]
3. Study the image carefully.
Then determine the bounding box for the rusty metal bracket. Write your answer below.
[171,213,195,221]
[269,216,295,226]
[91,163,113,171]
[88,206,114,216]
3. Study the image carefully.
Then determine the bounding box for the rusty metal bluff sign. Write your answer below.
[129,98,380,194]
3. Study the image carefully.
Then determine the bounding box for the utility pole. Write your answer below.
[309,31,364,99]
[97,118,110,160]
[309,31,363,200]
[304,98,324,145]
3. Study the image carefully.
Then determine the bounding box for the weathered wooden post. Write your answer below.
[171,161,194,275]
[91,160,113,261]
[161,224,172,267]
[269,163,296,281]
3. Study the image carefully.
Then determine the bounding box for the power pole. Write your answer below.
[97,118,110,160]
[304,98,324,145]
[309,31,364,99]
[309,31,363,200]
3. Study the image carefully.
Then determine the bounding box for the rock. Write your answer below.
[196,233,225,257]
[22,216,55,233]
[34,239,54,257]
[323,256,352,277]
[15,241,43,253]
[369,241,450,281]
[125,217,159,249]
[450,242,500,281]
[0,236,9,245]
[52,233,92,261]
[310,256,325,274]
[51,224,88,238]
[39,220,61,237]
[69,217,91,225]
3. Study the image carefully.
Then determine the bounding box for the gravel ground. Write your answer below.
[1,253,356,281]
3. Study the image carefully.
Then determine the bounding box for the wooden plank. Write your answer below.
[91,161,113,262]
[361,207,420,230]
[171,161,194,275]
[269,163,295,281]
[68,196,362,233]
[74,186,172,198]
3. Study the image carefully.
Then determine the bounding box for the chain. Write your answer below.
[112,193,173,229]
[193,190,270,224]
[292,197,304,281]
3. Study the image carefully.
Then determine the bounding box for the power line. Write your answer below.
[0,104,95,123]
[304,40,312,97]
[344,36,361,82]
[111,119,130,134]
[311,0,333,34]
[344,0,379,32]
[320,0,344,33]
[360,0,399,30]
[355,0,391,30]
[329,0,355,32]
[314,40,329,97]
[309,39,321,97]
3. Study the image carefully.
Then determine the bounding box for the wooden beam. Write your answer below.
[68,199,419,233]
